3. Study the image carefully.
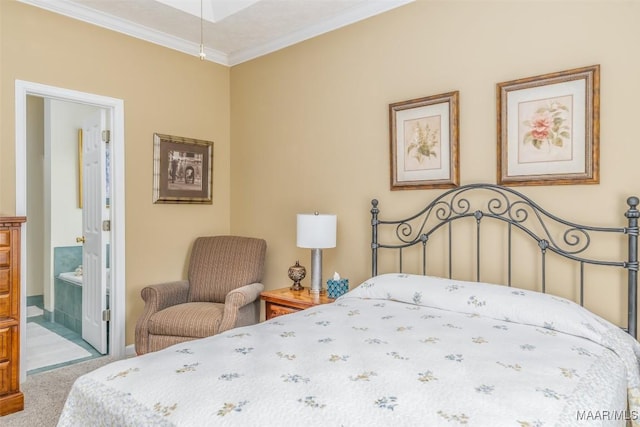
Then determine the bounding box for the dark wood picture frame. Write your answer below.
[153,133,213,204]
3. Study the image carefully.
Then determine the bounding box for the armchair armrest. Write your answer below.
[135,280,189,355]
[218,282,265,333]
[140,280,190,311]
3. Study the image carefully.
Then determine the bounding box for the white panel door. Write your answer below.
[81,110,108,354]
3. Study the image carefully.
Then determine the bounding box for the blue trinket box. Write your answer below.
[327,279,349,299]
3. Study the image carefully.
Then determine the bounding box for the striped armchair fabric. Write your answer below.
[135,235,267,355]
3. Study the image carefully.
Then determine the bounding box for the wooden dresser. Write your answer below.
[0,216,26,416]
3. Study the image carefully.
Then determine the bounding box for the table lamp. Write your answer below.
[297,212,337,294]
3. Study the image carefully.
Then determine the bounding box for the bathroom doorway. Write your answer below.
[25,98,108,374]
[15,80,126,382]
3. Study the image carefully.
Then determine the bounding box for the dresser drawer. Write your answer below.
[0,230,9,248]
[0,249,9,269]
[0,326,13,362]
[0,359,11,396]
[0,325,16,396]
[0,294,9,319]
[0,269,9,294]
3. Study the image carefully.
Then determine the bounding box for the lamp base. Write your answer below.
[308,288,326,295]
[309,248,324,294]
[290,282,303,291]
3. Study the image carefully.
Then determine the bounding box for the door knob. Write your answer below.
[76,236,85,243]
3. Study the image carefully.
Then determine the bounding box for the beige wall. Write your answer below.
[2,0,640,345]
[1,1,231,344]
[230,1,640,327]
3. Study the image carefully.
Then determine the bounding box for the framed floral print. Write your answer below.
[389,91,460,190]
[497,65,600,186]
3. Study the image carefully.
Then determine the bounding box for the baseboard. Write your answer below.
[26,295,43,307]
[125,344,136,357]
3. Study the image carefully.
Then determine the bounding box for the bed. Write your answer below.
[58,184,640,426]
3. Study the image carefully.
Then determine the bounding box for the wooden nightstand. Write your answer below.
[260,287,334,320]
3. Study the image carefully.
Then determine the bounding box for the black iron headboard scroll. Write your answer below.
[371,183,639,338]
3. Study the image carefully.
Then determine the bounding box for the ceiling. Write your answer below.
[19,0,414,66]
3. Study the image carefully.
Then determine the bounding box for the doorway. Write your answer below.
[15,80,126,383]
[26,97,106,373]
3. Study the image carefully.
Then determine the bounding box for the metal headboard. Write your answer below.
[371,183,639,338]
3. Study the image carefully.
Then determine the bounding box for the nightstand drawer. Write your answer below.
[261,287,334,321]
[265,302,300,319]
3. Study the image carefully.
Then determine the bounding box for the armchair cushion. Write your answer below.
[148,302,225,338]
[187,236,267,303]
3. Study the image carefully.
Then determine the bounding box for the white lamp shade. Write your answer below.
[297,213,337,249]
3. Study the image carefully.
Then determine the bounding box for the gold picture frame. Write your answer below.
[389,91,460,190]
[497,65,600,186]
[77,129,83,208]
[153,133,214,204]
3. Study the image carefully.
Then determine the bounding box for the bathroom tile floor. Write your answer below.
[26,305,103,375]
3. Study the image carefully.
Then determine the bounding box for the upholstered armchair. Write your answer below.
[135,235,267,355]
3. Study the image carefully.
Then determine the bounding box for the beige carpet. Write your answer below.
[1,355,118,427]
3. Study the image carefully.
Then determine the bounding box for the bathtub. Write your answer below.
[58,270,111,291]
[55,270,110,334]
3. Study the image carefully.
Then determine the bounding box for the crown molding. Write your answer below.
[17,0,230,65]
[227,0,414,66]
[18,0,414,67]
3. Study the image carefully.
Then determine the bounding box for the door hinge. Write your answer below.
[102,130,111,143]
[102,309,111,322]
[102,220,111,231]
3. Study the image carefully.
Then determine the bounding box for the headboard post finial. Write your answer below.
[626,196,639,339]
[371,199,379,277]
[627,196,640,215]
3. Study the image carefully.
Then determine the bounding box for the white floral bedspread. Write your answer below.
[58,274,640,426]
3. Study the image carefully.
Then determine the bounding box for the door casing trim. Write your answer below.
[15,80,126,382]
